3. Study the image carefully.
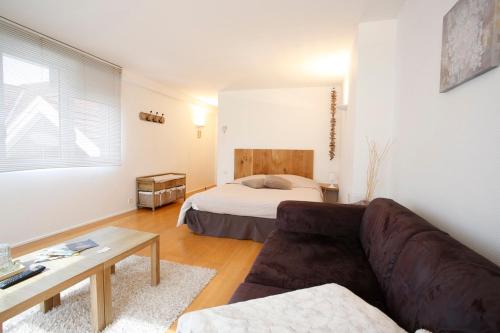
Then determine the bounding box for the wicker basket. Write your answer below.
[161,188,176,205]
[138,191,162,208]
[175,185,186,200]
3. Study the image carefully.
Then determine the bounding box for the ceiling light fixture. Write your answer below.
[196,96,218,107]
[304,51,351,78]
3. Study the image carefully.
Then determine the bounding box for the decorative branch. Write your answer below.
[329,89,337,160]
[365,138,391,202]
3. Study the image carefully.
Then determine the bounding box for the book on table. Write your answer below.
[35,239,99,263]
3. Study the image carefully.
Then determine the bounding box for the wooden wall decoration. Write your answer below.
[329,88,337,160]
[139,111,165,124]
[234,149,314,179]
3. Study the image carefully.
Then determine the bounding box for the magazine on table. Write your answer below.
[36,239,98,263]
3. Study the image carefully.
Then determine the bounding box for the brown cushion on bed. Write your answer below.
[241,177,266,189]
[264,175,292,190]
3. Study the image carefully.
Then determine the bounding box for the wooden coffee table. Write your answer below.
[0,227,160,333]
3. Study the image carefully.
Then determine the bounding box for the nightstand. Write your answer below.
[319,183,339,203]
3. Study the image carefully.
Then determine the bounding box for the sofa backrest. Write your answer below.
[360,198,500,332]
[360,199,440,291]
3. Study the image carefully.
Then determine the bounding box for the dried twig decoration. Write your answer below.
[365,138,391,202]
[329,89,337,160]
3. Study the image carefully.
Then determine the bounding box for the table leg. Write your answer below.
[53,293,61,307]
[0,321,3,333]
[90,270,105,332]
[40,293,61,313]
[103,266,113,325]
[110,264,115,274]
[151,238,160,286]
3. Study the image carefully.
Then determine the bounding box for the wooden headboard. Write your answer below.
[234,149,314,179]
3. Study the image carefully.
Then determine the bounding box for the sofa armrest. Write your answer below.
[276,201,366,239]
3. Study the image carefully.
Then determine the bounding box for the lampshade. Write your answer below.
[328,172,338,185]
[192,105,207,127]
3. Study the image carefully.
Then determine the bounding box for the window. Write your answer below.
[0,19,121,172]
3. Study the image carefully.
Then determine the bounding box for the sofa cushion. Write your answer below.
[229,282,290,304]
[386,231,500,332]
[360,198,442,291]
[245,230,386,311]
[277,201,366,239]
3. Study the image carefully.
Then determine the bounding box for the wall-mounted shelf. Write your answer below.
[139,111,165,124]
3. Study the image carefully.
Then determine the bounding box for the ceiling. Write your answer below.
[0,0,404,104]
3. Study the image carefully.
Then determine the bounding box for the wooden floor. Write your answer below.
[12,200,263,332]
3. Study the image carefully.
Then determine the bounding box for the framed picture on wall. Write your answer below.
[440,0,500,92]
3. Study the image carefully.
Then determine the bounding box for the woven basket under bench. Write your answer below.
[136,172,186,211]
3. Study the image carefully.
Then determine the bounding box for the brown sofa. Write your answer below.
[229,198,500,332]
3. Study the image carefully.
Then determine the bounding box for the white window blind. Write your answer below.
[0,19,121,172]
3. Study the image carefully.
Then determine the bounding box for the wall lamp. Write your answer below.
[192,105,207,139]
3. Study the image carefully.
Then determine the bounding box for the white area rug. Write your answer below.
[4,255,216,333]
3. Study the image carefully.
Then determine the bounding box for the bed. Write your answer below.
[177,149,324,242]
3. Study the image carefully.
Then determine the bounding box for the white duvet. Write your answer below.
[177,175,323,227]
[176,283,407,333]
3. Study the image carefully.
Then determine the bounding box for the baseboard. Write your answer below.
[12,184,216,256]
[12,208,137,256]
[187,184,216,196]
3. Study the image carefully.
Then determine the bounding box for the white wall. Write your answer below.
[217,86,341,184]
[338,20,397,203]
[0,71,216,246]
[392,0,500,264]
